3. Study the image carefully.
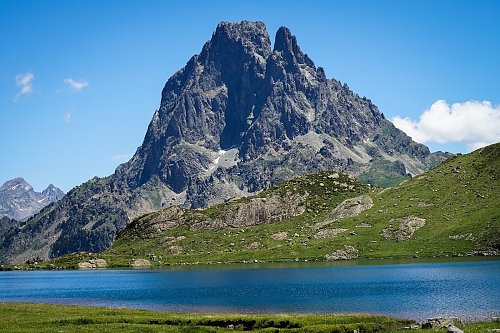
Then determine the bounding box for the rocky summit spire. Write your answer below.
[273,26,314,69]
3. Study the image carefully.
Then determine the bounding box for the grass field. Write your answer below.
[1,302,498,332]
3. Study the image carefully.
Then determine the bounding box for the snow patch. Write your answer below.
[203,148,240,178]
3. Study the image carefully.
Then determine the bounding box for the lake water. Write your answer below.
[0,259,499,321]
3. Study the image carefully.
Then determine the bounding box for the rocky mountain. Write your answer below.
[0,21,450,264]
[0,216,18,240]
[0,178,64,221]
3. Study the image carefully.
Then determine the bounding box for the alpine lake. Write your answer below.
[1,257,498,323]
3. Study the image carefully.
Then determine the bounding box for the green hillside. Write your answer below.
[25,143,499,269]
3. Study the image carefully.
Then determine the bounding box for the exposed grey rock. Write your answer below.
[191,192,307,230]
[271,231,288,241]
[325,245,359,260]
[317,195,373,229]
[423,318,462,329]
[166,246,182,256]
[246,241,260,249]
[128,206,186,239]
[0,178,64,221]
[131,258,151,267]
[314,228,347,239]
[382,216,426,242]
[0,21,450,264]
[77,258,107,269]
[446,324,464,333]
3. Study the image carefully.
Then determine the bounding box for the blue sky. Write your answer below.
[1,0,499,192]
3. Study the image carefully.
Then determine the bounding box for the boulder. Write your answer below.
[423,318,462,329]
[381,216,426,242]
[131,258,151,267]
[447,324,464,333]
[271,232,288,241]
[318,195,373,228]
[314,228,347,239]
[77,258,107,269]
[325,245,358,260]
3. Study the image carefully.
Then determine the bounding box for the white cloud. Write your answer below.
[112,154,130,163]
[64,112,73,125]
[15,72,34,99]
[392,100,500,151]
[64,78,88,91]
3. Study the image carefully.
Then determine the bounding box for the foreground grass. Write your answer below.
[0,303,498,333]
[0,302,412,332]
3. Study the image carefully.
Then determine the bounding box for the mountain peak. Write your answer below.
[0,177,32,192]
[273,26,314,69]
[0,178,63,221]
[274,26,294,51]
[215,20,267,38]
[206,20,271,61]
[42,184,64,202]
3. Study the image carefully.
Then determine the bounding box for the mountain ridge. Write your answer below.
[0,21,450,264]
[0,178,64,222]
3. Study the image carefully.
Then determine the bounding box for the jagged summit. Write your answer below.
[0,178,33,193]
[273,26,315,69]
[0,21,450,263]
[119,21,416,197]
[0,178,64,221]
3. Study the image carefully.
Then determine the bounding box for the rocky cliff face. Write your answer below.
[0,178,64,221]
[0,21,449,264]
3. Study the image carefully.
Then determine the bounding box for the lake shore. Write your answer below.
[1,302,499,332]
[2,253,499,271]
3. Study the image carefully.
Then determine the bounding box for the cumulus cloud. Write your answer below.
[392,100,500,151]
[64,78,88,91]
[112,154,130,163]
[15,72,34,99]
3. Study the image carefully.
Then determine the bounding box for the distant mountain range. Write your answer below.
[0,178,64,221]
[0,21,450,264]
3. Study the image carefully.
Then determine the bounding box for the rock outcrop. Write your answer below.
[191,192,307,230]
[131,258,151,267]
[314,228,348,239]
[325,245,359,260]
[381,216,426,242]
[328,195,373,221]
[77,258,107,269]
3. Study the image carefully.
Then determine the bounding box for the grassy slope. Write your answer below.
[104,172,373,266]
[14,143,499,270]
[343,143,499,259]
[104,143,499,266]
